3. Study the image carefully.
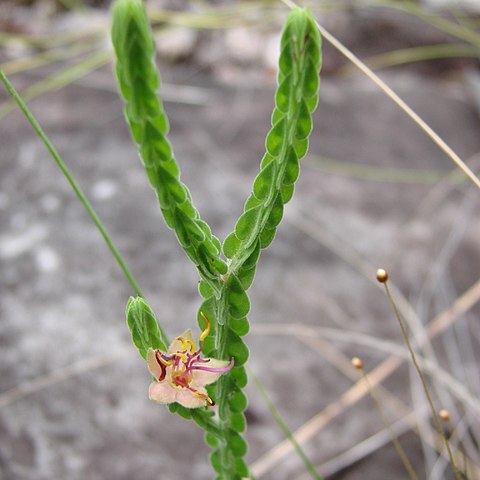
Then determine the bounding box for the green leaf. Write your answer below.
[253,160,276,200]
[230,366,248,388]
[234,458,249,477]
[265,117,286,156]
[242,240,261,269]
[294,137,309,159]
[281,183,295,204]
[230,432,248,457]
[205,432,219,448]
[198,279,214,299]
[231,413,246,432]
[284,147,300,185]
[226,275,250,319]
[230,390,248,413]
[295,99,313,140]
[265,193,284,229]
[230,316,250,336]
[126,296,166,359]
[237,265,256,290]
[275,74,292,112]
[112,0,224,291]
[235,206,262,242]
[260,227,276,249]
[210,451,223,474]
[223,232,241,259]
[227,330,249,366]
[303,59,319,98]
[173,404,193,419]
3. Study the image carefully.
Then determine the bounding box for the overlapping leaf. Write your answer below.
[126,297,167,359]
[112,1,322,478]
[112,0,226,293]
[205,8,322,478]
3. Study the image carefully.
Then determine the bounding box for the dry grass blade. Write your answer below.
[284,206,432,359]
[299,413,418,480]
[369,0,480,47]
[339,44,480,73]
[0,49,111,121]
[249,278,480,477]
[0,41,98,76]
[280,0,480,190]
[0,351,127,409]
[296,331,478,479]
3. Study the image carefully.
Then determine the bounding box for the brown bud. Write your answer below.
[351,357,363,370]
[439,409,450,422]
[376,268,388,283]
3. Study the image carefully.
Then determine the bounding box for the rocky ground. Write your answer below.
[1,2,480,480]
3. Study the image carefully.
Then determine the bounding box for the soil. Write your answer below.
[1,3,480,480]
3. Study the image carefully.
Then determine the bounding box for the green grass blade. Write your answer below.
[0,70,145,301]
[0,49,111,121]
[249,366,323,480]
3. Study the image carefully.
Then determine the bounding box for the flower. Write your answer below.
[147,312,234,408]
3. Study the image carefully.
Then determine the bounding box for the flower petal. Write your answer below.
[147,348,164,380]
[168,329,195,354]
[149,381,178,404]
[175,388,208,408]
[191,358,232,387]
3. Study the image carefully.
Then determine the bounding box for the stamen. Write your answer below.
[156,351,174,366]
[178,336,197,353]
[175,352,188,362]
[194,391,215,406]
[191,358,234,374]
[199,312,211,342]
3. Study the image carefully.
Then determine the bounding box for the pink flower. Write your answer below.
[147,313,234,408]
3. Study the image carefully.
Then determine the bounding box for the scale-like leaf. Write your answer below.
[126,297,166,359]
[223,8,322,277]
[112,0,224,292]
[209,8,322,479]
[112,3,322,479]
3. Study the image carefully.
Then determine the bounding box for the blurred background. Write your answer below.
[1,0,480,479]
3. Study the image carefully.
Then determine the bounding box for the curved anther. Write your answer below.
[199,312,211,342]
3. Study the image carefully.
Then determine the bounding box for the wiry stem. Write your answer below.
[382,278,464,480]
[214,288,235,478]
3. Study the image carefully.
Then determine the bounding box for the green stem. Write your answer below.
[214,290,234,477]
[0,70,145,300]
